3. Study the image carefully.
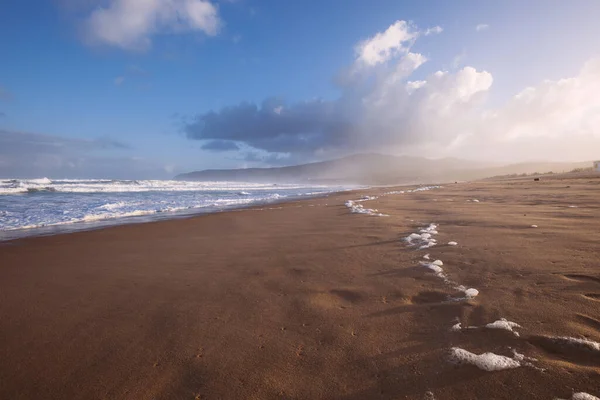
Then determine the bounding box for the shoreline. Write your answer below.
[1,177,599,399]
[0,187,362,242]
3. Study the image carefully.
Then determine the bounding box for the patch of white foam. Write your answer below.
[472,199,480,203]
[448,241,458,246]
[385,190,405,195]
[451,322,462,332]
[424,391,436,400]
[406,223,438,249]
[409,224,478,301]
[385,185,441,196]
[453,285,480,299]
[485,318,521,336]
[98,201,131,211]
[511,348,540,369]
[452,318,520,333]
[531,225,538,228]
[566,393,600,400]
[410,185,442,193]
[345,200,387,216]
[356,195,377,202]
[568,205,578,208]
[422,262,445,276]
[30,177,52,184]
[449,347,521,371]
[547,336,600,352]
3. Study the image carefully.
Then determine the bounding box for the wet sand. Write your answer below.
[1,176,599,399]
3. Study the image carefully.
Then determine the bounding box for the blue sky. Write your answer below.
[1,0,600,178]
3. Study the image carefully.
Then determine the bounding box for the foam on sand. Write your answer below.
[384,185,441,196]
[358,195,377,201]
[542,336,600,353]
[405,223,438,249]
[344,199,388,216]
[408,223,477,300]
[531,225,538,228]
[448,241,458,246]
[461,287,479,298]
[419,261,479,299]
[450,318,521,336]
[454,318,521,336]
[485,318,522,336]
[448,347,521,371]
[556,393,600,400]
[420,260,446,277]
[569,394,600,400]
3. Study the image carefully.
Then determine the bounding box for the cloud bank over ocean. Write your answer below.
[184,20,600,164]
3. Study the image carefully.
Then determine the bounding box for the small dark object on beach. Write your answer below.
[534,178,540,181]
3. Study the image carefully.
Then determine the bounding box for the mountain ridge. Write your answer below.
[174,154,592,184]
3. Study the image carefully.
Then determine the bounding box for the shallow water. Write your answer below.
[0,178,352,240]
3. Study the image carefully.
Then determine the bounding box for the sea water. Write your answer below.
[0,178,351,240]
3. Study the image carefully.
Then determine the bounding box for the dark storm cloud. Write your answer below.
[200,140,239,151]
[184,97,360,156]
[239,150,295,165]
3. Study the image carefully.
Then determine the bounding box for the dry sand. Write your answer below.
[1,176,599,399]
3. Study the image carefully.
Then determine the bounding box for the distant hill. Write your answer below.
[174,154,593,185]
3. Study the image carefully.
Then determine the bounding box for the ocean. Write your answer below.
[0,178,352,240]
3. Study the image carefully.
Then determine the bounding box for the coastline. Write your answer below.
[1,178,599,399]
[0,186,360,242]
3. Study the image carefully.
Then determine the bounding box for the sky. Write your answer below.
[1,0,600,179]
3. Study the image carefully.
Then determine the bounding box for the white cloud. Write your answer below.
[406,80,426,94]
[475,23,489,32]
[350,22,600,161]
[424,25,443,36]
[114,76,125,86]
[85,0,221,51]
[185,19,600,163]
[361,54,600,161]
[354,20,418,67]
[482,58,600,143]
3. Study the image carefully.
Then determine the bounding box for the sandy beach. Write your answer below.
[1,176,599,399]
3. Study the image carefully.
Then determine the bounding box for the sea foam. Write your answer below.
[449,347,521,371]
